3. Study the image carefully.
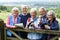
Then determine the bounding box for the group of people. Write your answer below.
[6,5,59,40]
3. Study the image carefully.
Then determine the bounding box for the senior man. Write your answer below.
[38,7,47,29]
[38,7,47,40]
[19,5,31,39]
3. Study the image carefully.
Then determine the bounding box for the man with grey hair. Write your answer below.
[38,7,47,29]
[19,5,31,27]
[19,5,31,39]
[38,7,47,40]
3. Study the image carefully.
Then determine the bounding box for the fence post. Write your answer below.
[0,19,5,40]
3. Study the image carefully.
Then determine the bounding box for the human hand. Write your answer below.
[45,25,50,29]
[12,26,16,28]
[38,21,42,25]
[31,23,35,27]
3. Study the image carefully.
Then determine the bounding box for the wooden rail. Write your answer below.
[0,19,60,40]
[5,27,60,40]
[0,19,5,40]
[10,28,60,36]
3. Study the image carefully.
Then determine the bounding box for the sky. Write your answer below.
[0,0,60,3]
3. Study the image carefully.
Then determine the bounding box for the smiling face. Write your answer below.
[12,10,19,17]
[30,11,36,18]
[39,8,46,17]
[47,10,55,21]
[47,14,53,20]
[22,6,27,14]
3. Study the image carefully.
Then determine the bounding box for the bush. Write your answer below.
[0,10,1,13]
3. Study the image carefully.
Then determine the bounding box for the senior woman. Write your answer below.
[44,10,59,40]
[26,8,43,40]
[6,7,21,37]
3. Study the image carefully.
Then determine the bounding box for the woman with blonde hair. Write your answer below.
[26,8,43,40]
[6,7,21,37]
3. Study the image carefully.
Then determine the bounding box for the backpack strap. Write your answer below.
[28,17,38,27]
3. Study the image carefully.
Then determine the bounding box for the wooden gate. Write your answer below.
[0,19,60,40]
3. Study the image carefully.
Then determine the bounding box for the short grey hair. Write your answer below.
[12,7,19,12]
[30,8,37,14]
[21,5,28,9]
[39,7,46,12]
[47,10,55,18]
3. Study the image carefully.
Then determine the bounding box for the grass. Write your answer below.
[0,12,10,22]
[0,8,60,22]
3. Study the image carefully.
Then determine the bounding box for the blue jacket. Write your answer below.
[46,18,59,40]
[39,15,47,29]
[47,18,59,30]
[7,14,21,36]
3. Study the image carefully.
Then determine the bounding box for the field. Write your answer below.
[0,12,9,22]
[0,8,60,22]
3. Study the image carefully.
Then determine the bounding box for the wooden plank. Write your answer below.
[7,37,28,40]
[5,28,60,40]
[51,36,59,40]
[7,37,19,40]
[4,27,7,40]
[0,19,5,40]
[8,29,23,40]
[8,28,60,36]
[0,31,1,40]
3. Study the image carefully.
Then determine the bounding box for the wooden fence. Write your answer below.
[0,19,5,40]
[0,19,60,40]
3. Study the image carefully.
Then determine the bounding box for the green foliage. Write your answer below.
[0,6,7,11]
[0,10,2,13]
[0,6,60,21]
